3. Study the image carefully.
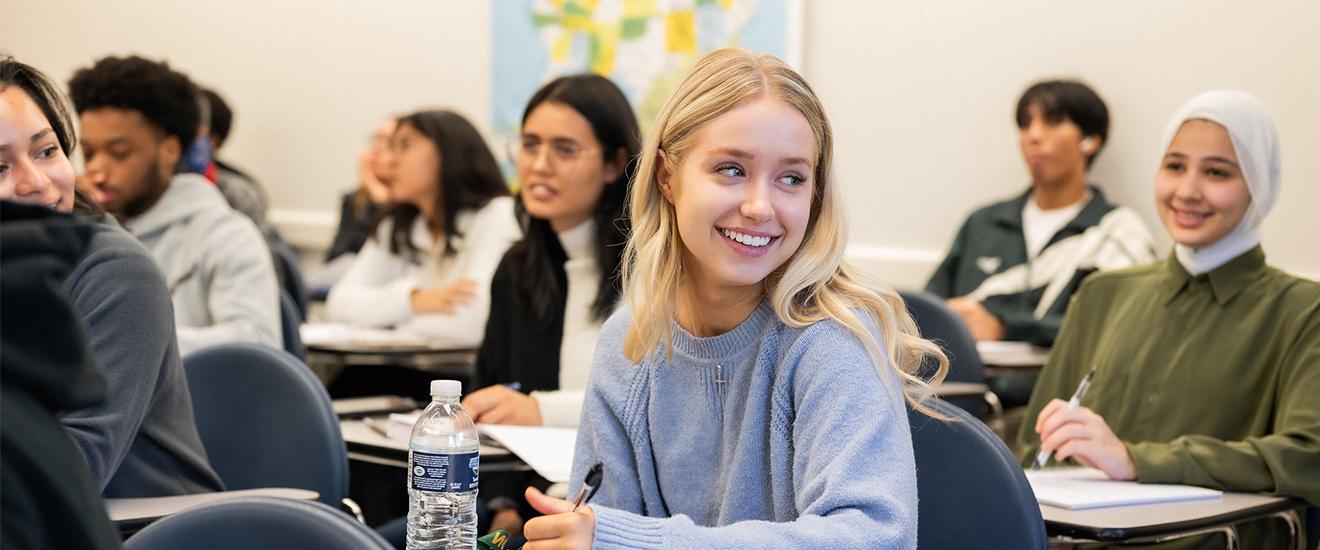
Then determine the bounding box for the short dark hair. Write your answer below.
[67,55,200,148]
[375,110,509,257]
[1,56,76,157]
[201,87,232,147]
[1015,80,1110,166]
[510,74,639,322]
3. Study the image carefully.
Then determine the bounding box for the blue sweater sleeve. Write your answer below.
[569,314,652,520]
[60,228,177,488]
[577,317,918,549]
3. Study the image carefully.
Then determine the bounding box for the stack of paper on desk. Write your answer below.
[301,323,429,348]
[1026,467,1222,510]
[386,414,576,483]
[476,424,577,483]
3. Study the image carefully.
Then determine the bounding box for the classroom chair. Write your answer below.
[908,397,1048,549]
[268,227,309,321]
[900,290,1004,430]
[183,343,356,515]
[279,289,307,360]
[123,496,391,550]
[1308,506,1317,550]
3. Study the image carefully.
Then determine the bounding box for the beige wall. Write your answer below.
[5,0,1317,286]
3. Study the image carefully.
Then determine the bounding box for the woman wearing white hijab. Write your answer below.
[1016,90,1319,548]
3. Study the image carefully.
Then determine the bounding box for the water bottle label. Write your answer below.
[409,450,479,492]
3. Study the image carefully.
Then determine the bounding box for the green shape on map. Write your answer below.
[531,13,559,27]
[621,17,648,39]
[563,0,591,18]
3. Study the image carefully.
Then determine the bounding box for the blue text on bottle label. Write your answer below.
[409,450,479,492]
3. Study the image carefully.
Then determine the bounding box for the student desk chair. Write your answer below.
[908,397,1047,549]
[123,496,390,550]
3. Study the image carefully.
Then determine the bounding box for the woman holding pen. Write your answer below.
[1017,90,1320,548]
[517,48,947,549]
[462,74,639,428]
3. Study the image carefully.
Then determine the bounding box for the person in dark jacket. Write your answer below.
[0,201,121,550]
[927,80,1155,347]
[325,117,396,264]
[1,57,223,496]
[462,74,639,428]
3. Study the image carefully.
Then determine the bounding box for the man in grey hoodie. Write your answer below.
[69,55,281,356]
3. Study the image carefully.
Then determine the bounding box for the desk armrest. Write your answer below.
[106,487,320,525]
[932,382,991,399]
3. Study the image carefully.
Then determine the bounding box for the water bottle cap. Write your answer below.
[430,379,461,397]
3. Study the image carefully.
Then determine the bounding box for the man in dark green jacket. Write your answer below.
[928,80,1155,348]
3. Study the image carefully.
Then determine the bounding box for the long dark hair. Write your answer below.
[373,110,508,258]
[1,57,105,221]
[510,75,639,322]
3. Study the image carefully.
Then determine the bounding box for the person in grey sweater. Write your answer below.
[518,49,948,549]
[2,57,223,497]
[68,55,281,356]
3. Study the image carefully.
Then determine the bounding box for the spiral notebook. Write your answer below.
[1025,467,1223,510]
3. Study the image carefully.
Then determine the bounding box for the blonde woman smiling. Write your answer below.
[519,49,946,550]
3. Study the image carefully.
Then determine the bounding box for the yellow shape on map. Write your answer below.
[593,23,620,75]
[550,30,574,61]
[562,14,593,31]
[623,0,656,18]
[665,10,697,54]
[719,0,734,8]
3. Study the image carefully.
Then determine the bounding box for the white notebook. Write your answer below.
[476,424,577,483]
[1025,467,1223,510]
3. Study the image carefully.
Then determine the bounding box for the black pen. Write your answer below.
[569,463,604,512]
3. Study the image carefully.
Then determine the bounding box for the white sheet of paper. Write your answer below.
[476,424,577,483]
[300,323,429,348]
[1025,467,1222,510]
[977,340,1050,367]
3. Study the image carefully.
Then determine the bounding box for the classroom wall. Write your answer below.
[5,1,1318,287]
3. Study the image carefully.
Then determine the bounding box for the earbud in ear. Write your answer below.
[1080,137,1096,153]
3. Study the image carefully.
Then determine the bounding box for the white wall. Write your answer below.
[5,0,1317,287]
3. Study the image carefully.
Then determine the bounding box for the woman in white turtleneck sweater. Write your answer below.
[325,110,520,346]
[463,75,639,428]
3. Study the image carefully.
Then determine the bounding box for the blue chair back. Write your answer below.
[279,290,307,360]
[901,290,986,416]
[183,344,346,508]
[124,496,390,550]
[268,228,308,321]
[909,398,1047,549]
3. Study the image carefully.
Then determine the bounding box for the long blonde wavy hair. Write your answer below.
[621,49,948,412]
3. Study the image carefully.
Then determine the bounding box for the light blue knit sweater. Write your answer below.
[570,300,918,549]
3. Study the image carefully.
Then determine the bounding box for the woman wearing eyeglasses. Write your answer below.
[325,110,520,348]
[462,75,639,428]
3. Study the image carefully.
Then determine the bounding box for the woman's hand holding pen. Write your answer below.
[1035,398,1137,480]
[462,384,541,425]
[523,486,595,550]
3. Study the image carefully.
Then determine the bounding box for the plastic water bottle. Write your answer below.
[406,380,479,549]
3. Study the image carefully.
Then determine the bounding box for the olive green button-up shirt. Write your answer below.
[1016,247,1319,542]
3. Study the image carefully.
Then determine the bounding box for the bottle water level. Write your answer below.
[407,380,479,550]
[407,487,477,549]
